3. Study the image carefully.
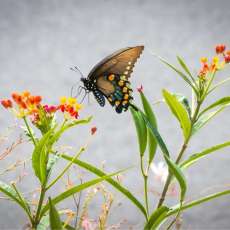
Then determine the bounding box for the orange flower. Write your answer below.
[215,44,226,54]
[1,99,13,109]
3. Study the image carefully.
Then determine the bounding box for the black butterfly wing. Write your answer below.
[88,46,144,113]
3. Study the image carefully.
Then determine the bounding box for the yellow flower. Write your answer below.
[212,56,219,64]
[60,96,67,104]
[75,103,83,111]
[200,57,208,63]
[67,97,77,105]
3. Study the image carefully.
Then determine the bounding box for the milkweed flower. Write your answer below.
[1,91,83,133]
[59,96,83,119]
[198,44,229,80]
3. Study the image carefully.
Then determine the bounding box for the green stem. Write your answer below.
[157,99,202,209]
[46,147,85,191]
[33,185,46,227]
[23,117,36,146]
[140,155,149,217]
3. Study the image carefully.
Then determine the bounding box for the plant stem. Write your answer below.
[46,147,85,191]
[33,185,46,227]
[23,117,36,146]
[140,155,149,217]
[157,100,202,209]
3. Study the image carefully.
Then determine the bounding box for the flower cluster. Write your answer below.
[59,96,83,119]
[1,91,42,117]
[199,44,230,79]
[1,91,83,121]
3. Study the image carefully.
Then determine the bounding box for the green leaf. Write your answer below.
[32,130,53,183]
[144,206,169,230]
[41,169,130,217]
[47,154,60,178]
[0,181,32,220]
[132,106,170,158]
[37,215,49,230]
[192,107,226,135]
[140,92,158,163]
[59,154,147,220]
[177,56,196,84]
[180,140,230,169]
[163,89,191,140]
[208,77,230,94]
[167,189,230,218]
[155,54,197,93]
[199,97,230,117]
[173,93,191,118]
[130,107,147,156]
[49,197,63,230]
[164,155,187,203]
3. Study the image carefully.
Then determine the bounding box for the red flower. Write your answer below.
[215,44,226,54]
[1,99,13,109]
[224,55,230,63]
[91,126,97,135]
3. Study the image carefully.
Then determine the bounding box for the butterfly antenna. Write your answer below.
[70,65,85,79]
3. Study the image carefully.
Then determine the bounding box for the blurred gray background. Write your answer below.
[0,0,230,229]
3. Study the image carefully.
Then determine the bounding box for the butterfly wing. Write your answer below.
[88,46,144,80]
[88,46,144,113]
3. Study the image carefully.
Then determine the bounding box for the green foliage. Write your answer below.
[163,89,191,140]
[32,129,53,183]
[144,206,169,230]
[180,140,230,169]
[130,107,147,156]
[140,91,158,164]
[60,154,148,219]
[40,169,127,217]
[49,198,63,230]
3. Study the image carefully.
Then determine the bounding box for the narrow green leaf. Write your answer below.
[132,106,170,157]
[163,89,191,140]
[59,154,147,219]
[0,181,31,219]
[49,197,63,230]
[155,54,197,93]
[164,155,187,202]
[140,92,158,163]
[167,190,230,218]
[192,106,226,135]
[144,206,169,230]
[199,97,230,117]
[180,141,230,169]
[208,77,230,94]
[41,169,130,217]
[130,107,147,156]
[32,130,53,182]
[177,56,196,84]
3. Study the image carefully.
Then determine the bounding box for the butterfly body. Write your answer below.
[80,46,144,113]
